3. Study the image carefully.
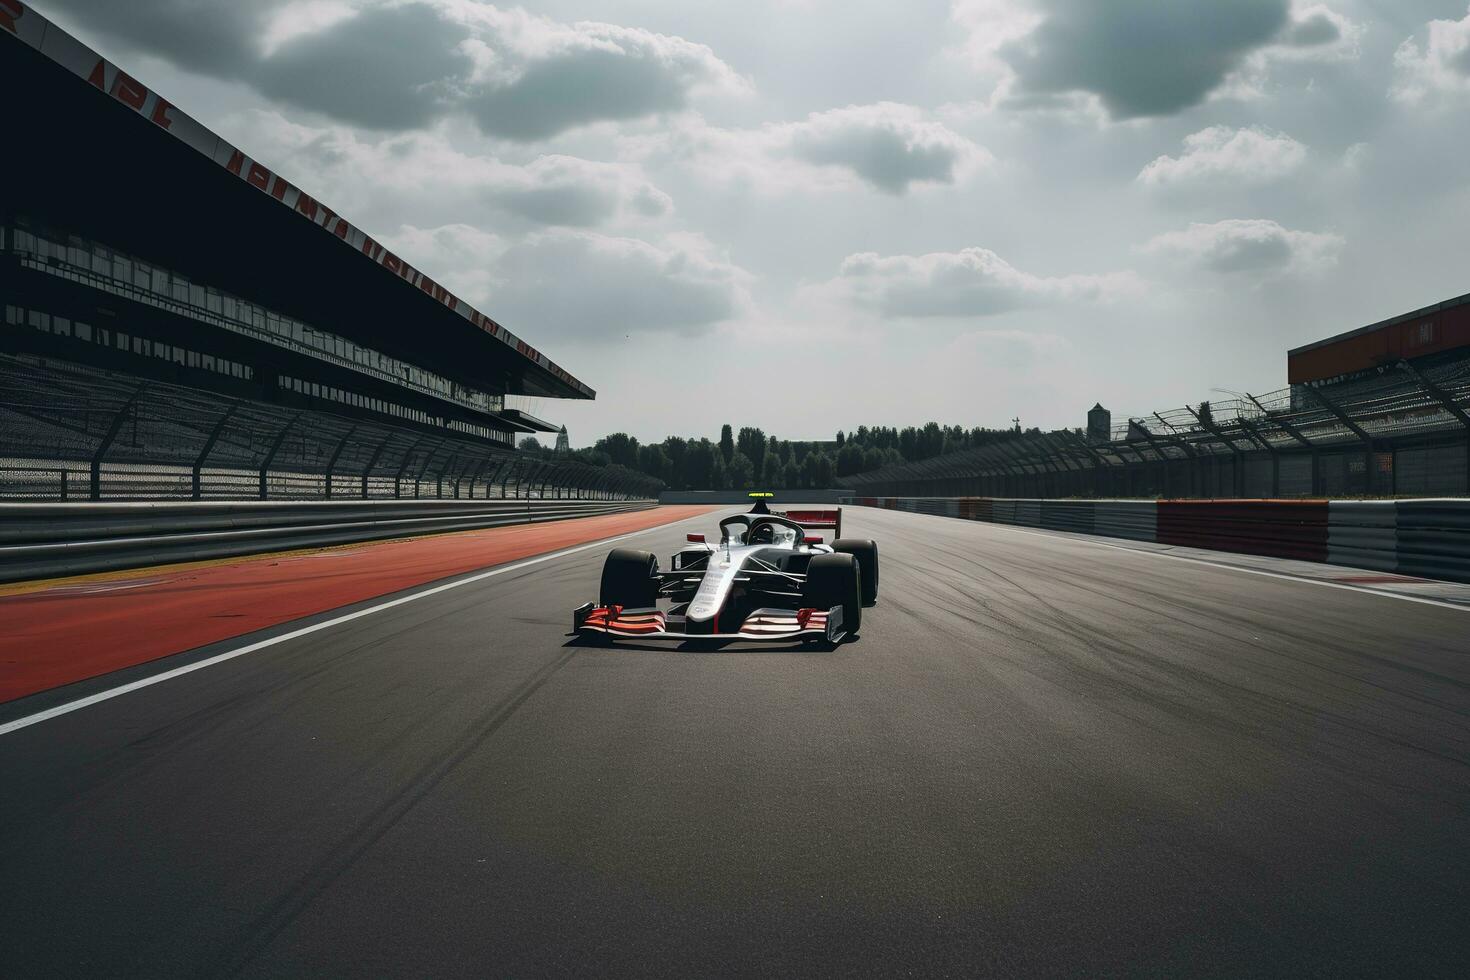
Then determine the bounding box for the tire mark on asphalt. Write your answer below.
[1,593,504,840]
[203,644,583,978]
[858,511,1470,790]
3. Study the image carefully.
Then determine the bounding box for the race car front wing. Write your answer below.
[572,603,846,643]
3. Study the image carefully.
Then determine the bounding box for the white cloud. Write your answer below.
[260,1,358,56]
[627,103,989,195]
[43,0,748,137]
[989,0,1293,119]
[1392,5,1470,105]
[1277,3,1358,57]
[488,230,752,341]
[221,110,671,228]
[816,246,1138,318]
[1143,219,1343,275]
[444,3,749,140]
[378,224,751,343]
[948,0,1045,95]
[952,1,1360,118]
[787,103,987,194]
[1217,3,1363,102]
[1137,127,1307,191]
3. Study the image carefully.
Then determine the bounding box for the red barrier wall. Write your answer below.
[958,498,993,521]
[1156,500,1329,562]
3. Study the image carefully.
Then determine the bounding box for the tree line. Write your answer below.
[520,422,1037,490]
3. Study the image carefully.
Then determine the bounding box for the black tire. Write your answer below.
[802,552,861,636]
[833,538,879,606]
[599,548,658,608]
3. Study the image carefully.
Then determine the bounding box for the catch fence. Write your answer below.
[840,358,1470,499]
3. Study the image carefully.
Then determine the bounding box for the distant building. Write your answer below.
[1087,403,1112,444]
[555,426,570,454]
[1288,292,1470,388]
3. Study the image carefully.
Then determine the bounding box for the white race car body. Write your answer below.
[573,508,860,644]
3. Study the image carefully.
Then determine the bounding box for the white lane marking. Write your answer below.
[0,512,717,737]
[865,509,1470,613]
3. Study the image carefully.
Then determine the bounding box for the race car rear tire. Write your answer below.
[833,538,878,606]
[802,553,861,636]
[600,548,658,608]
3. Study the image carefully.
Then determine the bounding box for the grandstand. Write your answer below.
[0,3,656,500]
[842,295,1470,499]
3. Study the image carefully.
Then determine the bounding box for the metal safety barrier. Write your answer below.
[843,496,1470,584]
[0,498,656,583]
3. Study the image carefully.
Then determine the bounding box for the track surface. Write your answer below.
[2,507,1467,976]
[0,505,714,703]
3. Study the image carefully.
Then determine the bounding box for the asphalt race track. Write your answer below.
[2,507,1467,977]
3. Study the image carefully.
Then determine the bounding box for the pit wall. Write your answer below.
[841,497,1470,583]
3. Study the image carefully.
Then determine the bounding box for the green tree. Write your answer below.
[637,444,668,482]
[736,426,766,474]
[685,440,720,490]
[761,450,784,488]
[813,451,835,487]
[719,424,734,465]
[836,440,865,477]
[727,451,755,490]
[518,436,543,453]
[573,448,611,468]
[594,433,640,469]
[662,436,688,488]
[898,427,918,460]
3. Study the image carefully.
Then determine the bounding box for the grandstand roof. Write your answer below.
[1288,291,1470,385]
[1,3,593,400]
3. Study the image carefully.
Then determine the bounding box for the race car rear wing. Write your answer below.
[775,508,842,538]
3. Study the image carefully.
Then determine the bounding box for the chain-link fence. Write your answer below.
[840,358,1470,499]
[0,354,661,501]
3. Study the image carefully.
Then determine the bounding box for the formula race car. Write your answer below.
[573,496,878,645]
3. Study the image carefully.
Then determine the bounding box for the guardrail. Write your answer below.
[842,496,1470,583]
[0,499,656,583]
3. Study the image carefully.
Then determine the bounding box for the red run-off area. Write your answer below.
[0,506,716,704]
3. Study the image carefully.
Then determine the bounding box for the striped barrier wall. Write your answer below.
[840,496,1470,584]
[1155,500,1329,563]
[1040,501,1095,535]
[1396,501,1470,581]
[1327,501,1397,573]
[1094,501,1157,541]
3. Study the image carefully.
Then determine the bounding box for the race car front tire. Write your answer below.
[833,538,878,606]
[600,548,658,608]
[802,552,861,636]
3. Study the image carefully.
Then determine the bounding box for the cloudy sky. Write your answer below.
[37,0,1470,442]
